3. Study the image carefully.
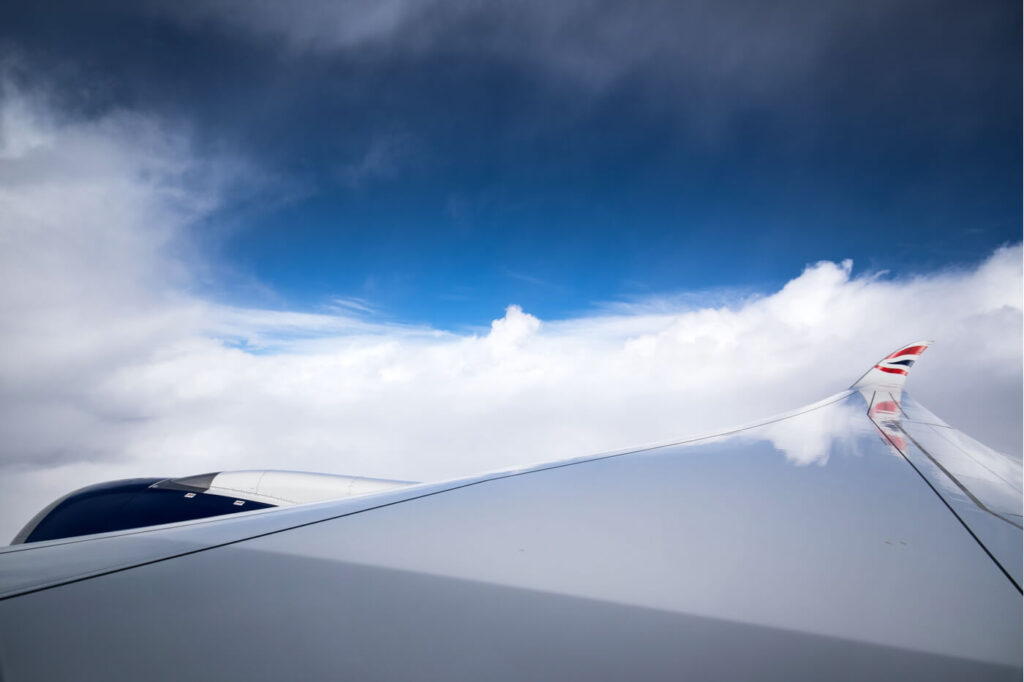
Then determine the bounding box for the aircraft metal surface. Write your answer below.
[0,343,1020,680]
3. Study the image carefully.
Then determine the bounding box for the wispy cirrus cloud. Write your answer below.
[0,80,1020,545]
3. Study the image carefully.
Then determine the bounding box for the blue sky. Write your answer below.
[0,1,1021,539]
[3,0,1020,328]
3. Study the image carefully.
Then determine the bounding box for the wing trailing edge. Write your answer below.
[850,340,1022,591]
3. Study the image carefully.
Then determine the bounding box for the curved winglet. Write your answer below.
[851,341,932,391]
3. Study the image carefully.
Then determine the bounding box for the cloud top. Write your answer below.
[0,81,1021,543]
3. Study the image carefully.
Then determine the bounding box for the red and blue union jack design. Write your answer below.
[873,344,929,377]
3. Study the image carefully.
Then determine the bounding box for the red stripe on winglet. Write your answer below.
[885,345,927,360]
[875,365,909,375]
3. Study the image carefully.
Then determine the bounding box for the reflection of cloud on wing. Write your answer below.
[885,397,1023,522]
[864,394,907,455]
[754,400,874,466]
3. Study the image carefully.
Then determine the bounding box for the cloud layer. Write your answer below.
[1,84,1021,543]
[150,0,968,97]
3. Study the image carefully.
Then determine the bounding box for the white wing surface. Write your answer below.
[0,344,1020,680]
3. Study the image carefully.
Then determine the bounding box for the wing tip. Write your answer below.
[850,340,933,391]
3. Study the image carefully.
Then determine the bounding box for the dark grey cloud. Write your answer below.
[7,0,1015,139]
[1,1,1017,317]
[145,0,1017,122]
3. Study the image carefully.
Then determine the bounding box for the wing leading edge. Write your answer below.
[0,343,1020,680]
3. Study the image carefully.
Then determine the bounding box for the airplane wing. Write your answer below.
[0,343,1020,680]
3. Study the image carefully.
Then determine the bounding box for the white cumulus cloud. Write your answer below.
[0,83,1021,544]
